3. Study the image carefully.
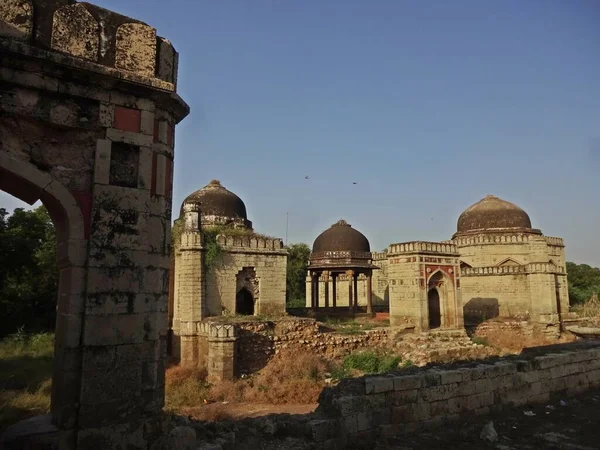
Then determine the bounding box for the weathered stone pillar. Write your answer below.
[172,204,206,367]
[314,272,320,310]
[207,323,237,383]
[367,272,373,315]
[323,271,330,309]
[332,273,337,311]
[347,270,355,313]
[0,1,189,447]
[353,273,359,311]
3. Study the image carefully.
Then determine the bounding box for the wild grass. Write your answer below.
[330,350,406,380]
[572,294,600,321]
[0,330,54,428]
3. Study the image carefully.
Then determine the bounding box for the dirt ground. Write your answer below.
[381,388,600,450]
[181,402,317,422]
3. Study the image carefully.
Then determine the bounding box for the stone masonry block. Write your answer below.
[51,4,99,61]
[439,370,464,385]
[80,363,142,404]
[308,419,339,442]
[387,389,418,406]
[0,0,33,40]
[106,127,153,147]
[357,412,372,432]
[333,396,370,416]
[93,139,111,184]
[366,376,394,394]
[393,374,422,391]
[141,110,155,135]
[83,314,149,346]
[420,383,460,402]
[342,415,358,434]
[115,23,157,77]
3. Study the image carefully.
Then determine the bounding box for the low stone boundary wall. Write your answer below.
[310,342,600,447]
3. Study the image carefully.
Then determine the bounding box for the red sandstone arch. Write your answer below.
[0,151,86,428]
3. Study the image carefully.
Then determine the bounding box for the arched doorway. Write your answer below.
[428,288,441,329]
[236,288,254,315]
[0,152,87,429]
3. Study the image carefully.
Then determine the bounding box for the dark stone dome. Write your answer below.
[456,195,532,234]
[180,179,248,221]
[312,220,370,253]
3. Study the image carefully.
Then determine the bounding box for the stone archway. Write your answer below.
[427,269,459,329]
[0,152,87,430]
[236,267,259,315]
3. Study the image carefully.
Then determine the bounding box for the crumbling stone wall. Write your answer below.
[235,318,391,374]
[208,235,287,317]
[0,1,188,448]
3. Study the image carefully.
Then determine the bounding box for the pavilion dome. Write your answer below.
[456,195,533,234]
[312,220,371,253]
[180,180,250,227]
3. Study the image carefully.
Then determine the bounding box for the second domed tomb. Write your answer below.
[169,180,287,366]
[451,195,568,335]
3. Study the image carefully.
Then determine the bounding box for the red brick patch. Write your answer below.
[114,106,141,133]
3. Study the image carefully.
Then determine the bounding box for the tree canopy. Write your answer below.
[286,243,310,307]
[0,206,58,336]
[566,261,600,305]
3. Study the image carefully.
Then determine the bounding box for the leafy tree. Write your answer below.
[286,243,310,307]
[566,261,600,305]
[0,206,58,336]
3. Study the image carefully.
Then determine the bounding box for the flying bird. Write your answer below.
[352,182,357,185]
[304,176,309,180]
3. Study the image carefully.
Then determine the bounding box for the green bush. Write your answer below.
[341,351,401,375]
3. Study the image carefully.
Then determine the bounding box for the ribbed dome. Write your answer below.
[457,195,532,234]
[180,179,248,221]
[312,220,371,253]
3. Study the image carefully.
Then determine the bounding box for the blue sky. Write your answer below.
[2,0,599,266]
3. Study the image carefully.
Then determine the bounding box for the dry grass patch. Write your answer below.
[477,329,576,353]
[0,332,54,428]
[165,350,333,417]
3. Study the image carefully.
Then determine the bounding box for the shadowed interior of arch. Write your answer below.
[236,288,254,315]
[428,288,441,329]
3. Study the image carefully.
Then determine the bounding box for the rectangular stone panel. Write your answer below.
[109,142,139,188]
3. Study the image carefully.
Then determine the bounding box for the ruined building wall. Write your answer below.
[206,235,288,316]
[455,233,568,328]
[387,242,463,331]
[0,1,188,446]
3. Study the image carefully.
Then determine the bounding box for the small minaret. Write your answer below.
[172,202,207,366]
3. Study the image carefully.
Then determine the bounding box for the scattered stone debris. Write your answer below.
[480,421,498,443]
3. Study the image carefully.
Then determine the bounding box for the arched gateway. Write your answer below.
[0,1,189,447]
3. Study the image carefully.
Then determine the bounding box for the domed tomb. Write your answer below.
[180,179,252,229]
[309,220,374,270]
[455,195,540,236]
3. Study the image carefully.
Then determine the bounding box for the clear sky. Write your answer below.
[2,0,599,266]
